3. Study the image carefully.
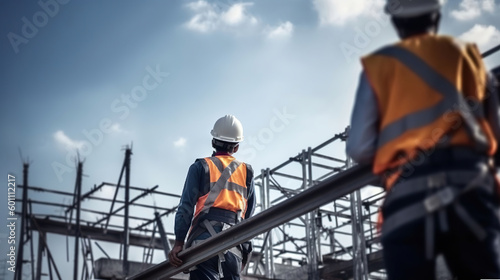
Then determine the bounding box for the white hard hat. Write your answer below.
[385,0,441,18]
[211,115,244,143]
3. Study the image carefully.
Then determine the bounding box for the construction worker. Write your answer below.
[346,0,500,279]
[169,115,255,280]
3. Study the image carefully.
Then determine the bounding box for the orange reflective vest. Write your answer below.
[362,34,497,186]
[193,155,250,221]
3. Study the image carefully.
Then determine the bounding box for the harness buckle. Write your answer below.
[424,187,454,212]
[427,172,446,189]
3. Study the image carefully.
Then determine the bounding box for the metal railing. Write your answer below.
[127,164,377,280]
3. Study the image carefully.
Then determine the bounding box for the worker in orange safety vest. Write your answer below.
[346,0,500,279]
[169,115,255,280]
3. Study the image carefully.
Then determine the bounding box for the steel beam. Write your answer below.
[123,148,132,277]
[154,212,171,259]
[15,163,29,280]
[127,164,376,280]
[30,218,168,249]
[74,162,83,280]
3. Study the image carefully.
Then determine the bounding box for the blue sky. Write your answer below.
[1,0,499,278]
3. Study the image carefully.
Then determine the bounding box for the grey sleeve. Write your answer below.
[346,71,380,164]
[486,73,500,140]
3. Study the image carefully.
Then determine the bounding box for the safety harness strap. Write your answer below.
[210,157,225,173]
[384,170,483,209]
[375,46,489,152]
[200,159,243,215]
[382,165,491,259]
[203,219,226,278]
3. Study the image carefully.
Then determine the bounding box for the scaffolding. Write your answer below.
[9,43,500,280]
[128,152,379,280]
[249,128,385,280]
[14,146,182,280]
[12,128,387,280]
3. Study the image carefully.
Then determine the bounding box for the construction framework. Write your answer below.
[11,128,387,280]
[8,44,500,280]
[13,147,182,280]
[250,128,385,280]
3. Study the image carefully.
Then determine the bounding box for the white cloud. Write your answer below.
[186,7,218,32]
[450,0,496,21]
[313,0,384,26]
[53,130,85,150]
[459,24,500,51]
[187,0,211,11]
[482,0,495,12]
[221,3,257,25]
[185,0,257,33]
[173,137,187,148]
[266,21,294,39]
[110,123,127,133]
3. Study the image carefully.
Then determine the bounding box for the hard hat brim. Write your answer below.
[385,3,441,18]
[211,132,243,143]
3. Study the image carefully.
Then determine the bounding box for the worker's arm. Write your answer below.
[245,165,256,219]
[485,72,500,167]
[346,71,380,164]
[241,166,255,270]
[486,72,500,140]
[169,161,204,267]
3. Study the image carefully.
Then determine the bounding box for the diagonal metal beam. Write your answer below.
[92,185,158,227]
[127,164,376,280]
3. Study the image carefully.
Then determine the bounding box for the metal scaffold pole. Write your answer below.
[123,147,132,277]
[154,211,171,259]
[35,231,43,280]
[15,163,29,280]
[259,169,267,276]
[73,161,83,280]
[347,155,370,280]
[308,147,320,280]
[264,167,274,278]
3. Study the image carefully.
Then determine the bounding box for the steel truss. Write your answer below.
[14,129,387,280]
[251,128,386,280]
[14,147,181,280]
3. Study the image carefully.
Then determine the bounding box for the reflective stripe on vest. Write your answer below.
[194,156,248,220]
[362,35,497,176]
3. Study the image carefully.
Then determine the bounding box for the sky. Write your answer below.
[1,0,500,279]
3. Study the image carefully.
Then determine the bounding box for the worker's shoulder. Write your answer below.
[194,156,253,169]
[231,157,254,174]
[191,158,207,169]
[362,35,476,59]
[361,40,402,61]
[438,34,476,50]
[361,43,393,60]
[244,162,253,173]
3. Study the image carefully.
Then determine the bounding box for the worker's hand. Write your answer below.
[241,251,251,272]
[169,241,185,268]
[241,259,247,272]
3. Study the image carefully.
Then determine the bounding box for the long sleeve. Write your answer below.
[174,161,204,242]
[486,72,500,140]
[244,178,256,219]
[346,71,380,164]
